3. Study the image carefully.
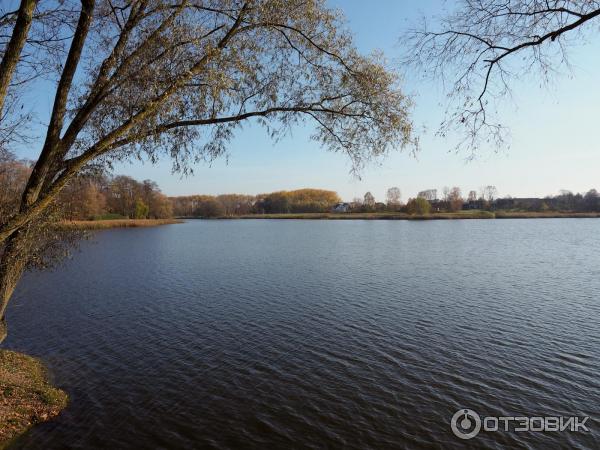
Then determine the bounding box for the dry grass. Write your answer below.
[210,210,600,220]
[495,211,600,219]
[0,350,68,449]
[59,218,183,229]
[218,211,496,220]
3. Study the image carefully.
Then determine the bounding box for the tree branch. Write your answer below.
[0,2,252,243]
[20,0,95,208]
[0,0,36,115]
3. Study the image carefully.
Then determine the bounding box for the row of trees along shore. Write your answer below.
[172,189,341,217]
[1,151,172,220]
[361,186,600,215]
[4,155,599,220]
[172,185,600,217]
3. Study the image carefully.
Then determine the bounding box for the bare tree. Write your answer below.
[467,190,477,202]
[0,0,415,343]
[417,189,437,201]
[363,191,375,208]
[386,186,401,207]
[442,186,450,202]
[448,186,463,212]
[481,185,498,202]
[403,1,600,153]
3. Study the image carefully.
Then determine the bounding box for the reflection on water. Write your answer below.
[5,219,600,449]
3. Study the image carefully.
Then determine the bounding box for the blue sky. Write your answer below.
[16,1,600,201]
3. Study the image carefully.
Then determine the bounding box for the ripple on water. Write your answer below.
[5,219,600,449]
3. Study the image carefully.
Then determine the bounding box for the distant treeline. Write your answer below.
[494,192,600,212]
[1,152,172,220]
[3,152,600,220]
[410,187,600,214]
[169,187,600,217]
[171,189,341,217]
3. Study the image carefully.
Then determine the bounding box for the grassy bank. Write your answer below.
[0,350,68,449]
[494,211,600,219]
[183,210,600,220]
[227,211,496,220]
[59,218,183,230]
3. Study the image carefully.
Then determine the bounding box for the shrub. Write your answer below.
[406,197,431,215]
[134,199,149,219]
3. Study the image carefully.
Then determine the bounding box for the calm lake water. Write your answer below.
[5,219,600,449]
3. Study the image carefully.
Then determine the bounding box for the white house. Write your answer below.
[332,202,351,213]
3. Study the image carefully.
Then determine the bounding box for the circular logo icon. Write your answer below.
[451,409,481,440]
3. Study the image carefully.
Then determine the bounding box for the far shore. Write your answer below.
[54,211,600,229]
[180,210,600,221]
[58,219,183,230]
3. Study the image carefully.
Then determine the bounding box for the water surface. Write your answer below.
[5,219,600,449]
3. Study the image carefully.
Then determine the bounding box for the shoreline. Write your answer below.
[58,219,183,230]
[180,211,600,221]
[0,350,68,449]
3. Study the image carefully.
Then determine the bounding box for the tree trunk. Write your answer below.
[0,230,29,345]
[0,0,37,114]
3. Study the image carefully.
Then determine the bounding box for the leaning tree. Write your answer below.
[0,0,416,343]
[403,0,600,153]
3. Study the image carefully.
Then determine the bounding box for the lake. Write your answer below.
[5,219,600,449]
